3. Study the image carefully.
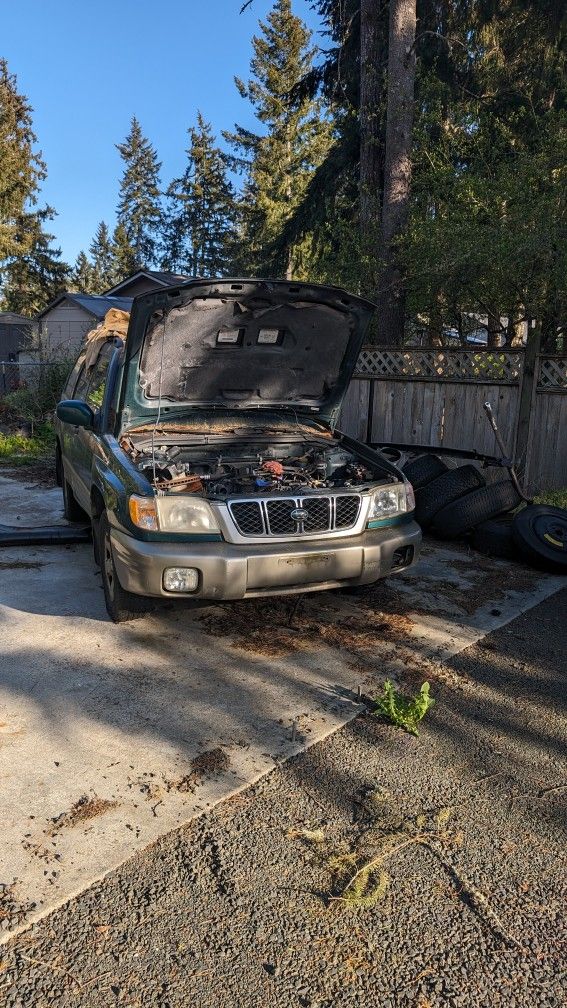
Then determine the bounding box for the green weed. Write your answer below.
[0,425,55,464]
[534,488,567,510]
[373,680,434,737]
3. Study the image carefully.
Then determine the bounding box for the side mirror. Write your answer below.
[56,400,95,430]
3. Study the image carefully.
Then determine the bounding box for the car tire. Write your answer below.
[62,475,88,522]
[402,453,449,490]
[92,514,101,567]
[512,505,567,573]
[415,465,486,527]
[430,479,522,539]
[471,516,518,561]
[96,513,155,622]
[55,444,63,487]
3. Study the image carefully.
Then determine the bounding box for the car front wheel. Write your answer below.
[95,513,154,623]
[63,475,88,522]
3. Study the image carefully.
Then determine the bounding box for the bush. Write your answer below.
[0,424,55,464]
[3,357,74,432]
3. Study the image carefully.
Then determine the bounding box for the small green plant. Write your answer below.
[0,424,55,464]
[373,680,434,736]
[534,488,567,510]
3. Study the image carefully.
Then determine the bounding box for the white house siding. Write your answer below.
[42,303,96,356]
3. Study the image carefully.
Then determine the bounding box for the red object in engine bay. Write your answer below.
[261,460,284,478]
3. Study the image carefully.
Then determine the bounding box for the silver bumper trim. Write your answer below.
[110,522,422,601]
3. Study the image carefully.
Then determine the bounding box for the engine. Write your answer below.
[121,437,386,499]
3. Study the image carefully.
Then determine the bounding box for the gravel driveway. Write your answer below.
[2,587,565,1008]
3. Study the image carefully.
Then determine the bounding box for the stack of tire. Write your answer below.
[401,454,567,574]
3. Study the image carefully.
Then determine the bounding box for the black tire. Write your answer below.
[92,514,101,567]
[55,443,63,487]
[96,512,155,622]
[402,453,449,490]
[415,464,486,527]
[472,516,518,561]
[430,479,522,539]
[62,474,88,522]
[512,505,567,573]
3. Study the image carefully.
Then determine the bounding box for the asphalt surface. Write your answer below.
[2,587,565,1008]
[4,470,564,939]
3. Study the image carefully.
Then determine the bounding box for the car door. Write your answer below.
[65,343,116,509]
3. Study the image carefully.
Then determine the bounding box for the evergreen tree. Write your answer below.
[115,116,163,268]
[0,59,46,261]
[89,220,117,291]
[162,113,237,276]
[112,221,137,278]
[1,208,69,314]
[224,0,332,278]
[70,250,95,293]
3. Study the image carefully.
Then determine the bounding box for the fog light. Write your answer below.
[163,567,199,592]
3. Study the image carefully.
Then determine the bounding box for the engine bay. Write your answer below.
[120,432,392,499]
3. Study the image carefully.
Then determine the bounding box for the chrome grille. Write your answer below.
[229,501,264,535]
[228,493,361,539]
[335,495,362,528]
[266,498,297,535]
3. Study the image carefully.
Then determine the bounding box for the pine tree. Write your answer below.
[1,208,69,314]
[162,113,237,276]
[89,221,117,291]
[115,116,163,268]
[224,0,332,278]
[112,221,137,279]
[70,250,95,293]
[0,59,46,261]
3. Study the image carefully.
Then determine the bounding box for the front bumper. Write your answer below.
[110,521,422,600]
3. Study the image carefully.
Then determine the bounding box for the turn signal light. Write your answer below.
[129,495,159,531]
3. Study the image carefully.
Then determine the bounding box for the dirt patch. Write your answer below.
[200,593,415,660]
[167,748,231,794]
[0,882,35,931]
[49,795,119,833]
[0,459,57,488]
[433,566,539,615]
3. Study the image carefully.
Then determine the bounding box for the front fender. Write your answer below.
[92,435,153,532]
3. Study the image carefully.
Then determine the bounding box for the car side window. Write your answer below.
[73,365,89,402]
[62,353,86,399]
[84,344,115,409]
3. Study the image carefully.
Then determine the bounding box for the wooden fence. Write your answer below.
[338,348,567,493]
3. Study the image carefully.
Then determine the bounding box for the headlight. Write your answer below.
[157,496,220,533]
[129,495,220,534]
[367,481,414,520]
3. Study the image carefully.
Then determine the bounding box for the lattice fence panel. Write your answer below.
[355,348,522,383]
[538,356,567,390]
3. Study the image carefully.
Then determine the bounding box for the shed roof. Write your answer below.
[36,293,133,321]
[104,269,192,295]
[0,311,32,324]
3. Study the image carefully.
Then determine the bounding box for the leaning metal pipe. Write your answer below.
[482,402,531,503]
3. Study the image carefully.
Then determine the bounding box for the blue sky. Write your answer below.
[2,0,323,265]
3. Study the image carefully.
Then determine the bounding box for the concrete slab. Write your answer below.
[0,476,564,942]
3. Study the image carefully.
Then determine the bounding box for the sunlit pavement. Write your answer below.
[0,474,563,942]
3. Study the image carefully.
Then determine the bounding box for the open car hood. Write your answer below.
[118,279,375,428]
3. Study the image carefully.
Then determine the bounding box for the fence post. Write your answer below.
[514,328,541,479]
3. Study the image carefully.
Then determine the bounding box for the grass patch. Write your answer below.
[534,488,567,509]
[373,680,434,737]
[0,424,55,465]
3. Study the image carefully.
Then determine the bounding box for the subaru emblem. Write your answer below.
[291,508,309,520]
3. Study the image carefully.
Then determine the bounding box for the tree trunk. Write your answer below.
[376,0,417,346]
[507,306,526,347]
[487,310,502,349]
[359,0,382,292]
[428,292,444,346]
